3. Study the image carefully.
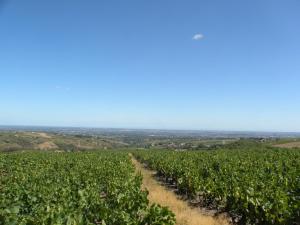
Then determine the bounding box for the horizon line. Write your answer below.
[0,124,300,134]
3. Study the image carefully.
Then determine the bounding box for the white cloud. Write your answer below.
[193,33,204,40]
[55,85,71,91]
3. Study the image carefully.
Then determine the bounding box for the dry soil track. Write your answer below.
[131,156,230,225]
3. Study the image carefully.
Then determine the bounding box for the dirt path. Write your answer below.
[131,156,229,225]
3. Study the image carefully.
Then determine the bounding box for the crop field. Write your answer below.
[0,152,175,225]
[1,146,299,225]
[134,148,300,225]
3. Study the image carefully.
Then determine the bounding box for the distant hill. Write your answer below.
[0,131,128,152]
[1,126,300,152]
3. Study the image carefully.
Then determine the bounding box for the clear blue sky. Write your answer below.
[0,0,300,132]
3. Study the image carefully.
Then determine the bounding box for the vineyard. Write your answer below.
[134,148,300,225]
[1,148,299,225]
[0,152,175,225]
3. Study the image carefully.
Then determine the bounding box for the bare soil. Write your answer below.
[37,141,58,150]
[274,142,300,149]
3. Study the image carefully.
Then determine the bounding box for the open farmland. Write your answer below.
[134,148,300,225]
[0,151,175,225]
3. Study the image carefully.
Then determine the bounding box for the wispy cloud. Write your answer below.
[55,85,71,91]
[192,33,204,41]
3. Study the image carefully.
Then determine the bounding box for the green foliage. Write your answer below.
[134,148,300,225]
[0,152,175,225]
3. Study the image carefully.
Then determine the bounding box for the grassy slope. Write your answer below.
[0,132,128,152]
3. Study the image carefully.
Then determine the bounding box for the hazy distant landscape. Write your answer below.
[1,125,300,152]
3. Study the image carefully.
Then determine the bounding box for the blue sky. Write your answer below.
[0,0,300,131]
